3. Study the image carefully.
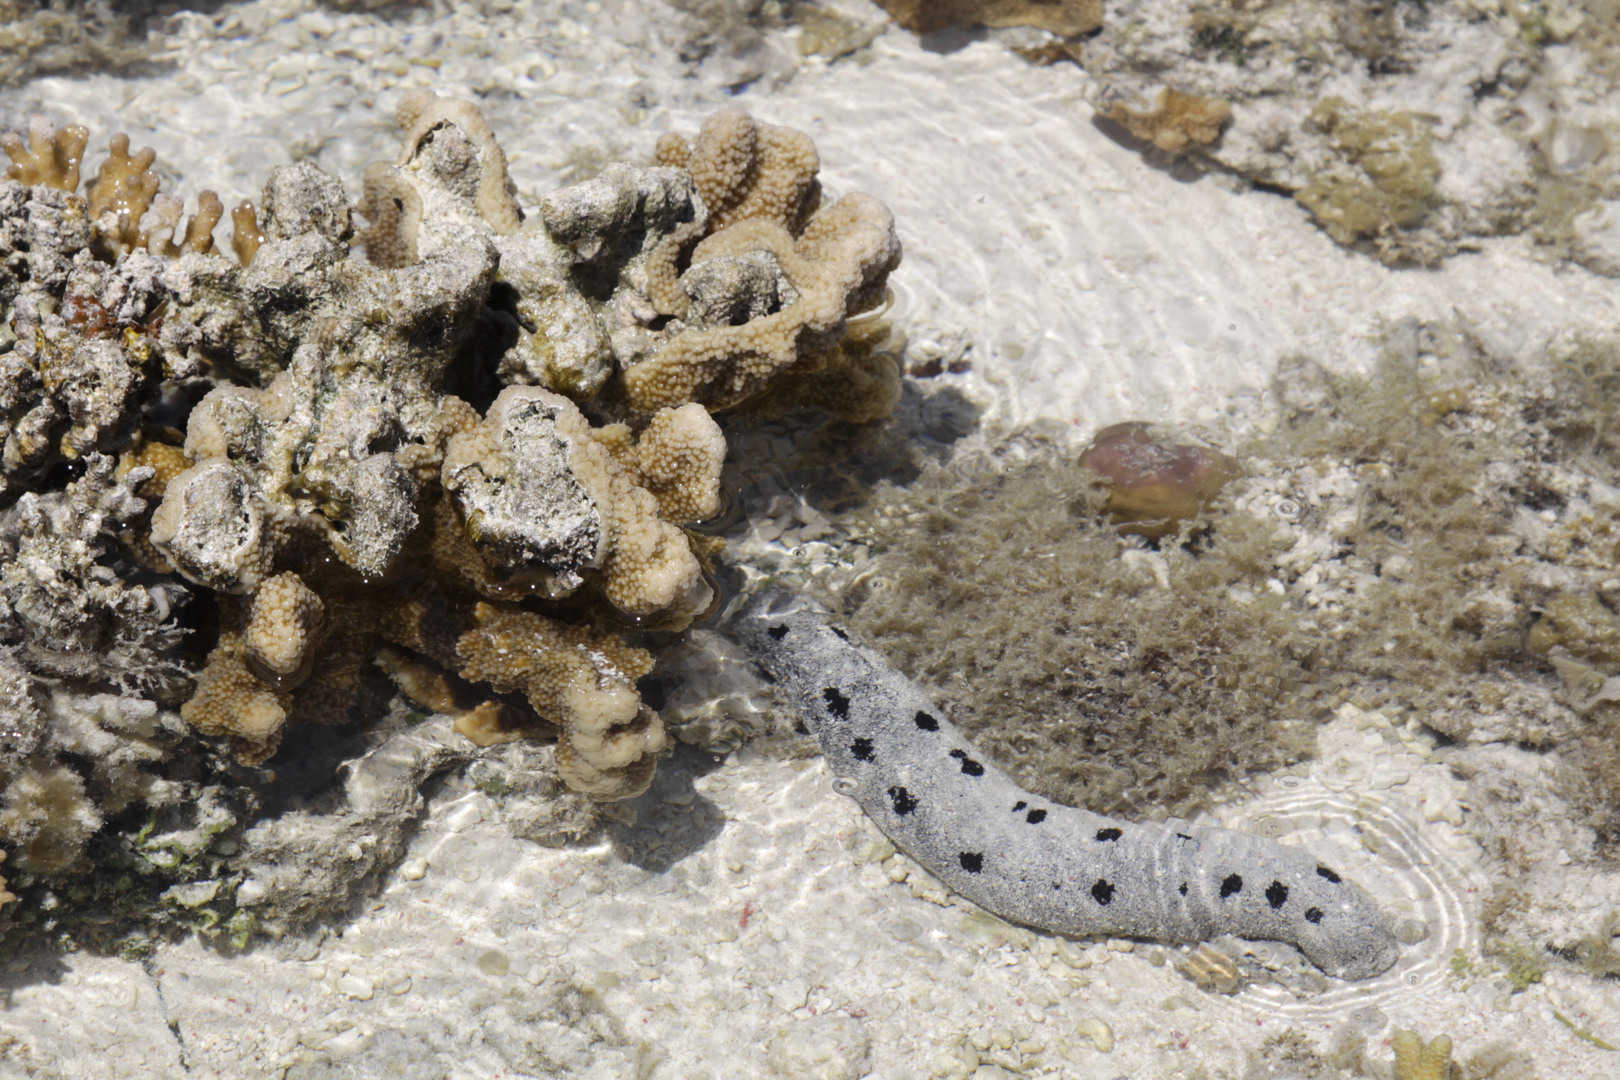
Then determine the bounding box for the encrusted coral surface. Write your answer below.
[1077,0,1620,267]
[0,90,900,943]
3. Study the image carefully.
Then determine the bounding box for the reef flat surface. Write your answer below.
[3,1,1620,1078]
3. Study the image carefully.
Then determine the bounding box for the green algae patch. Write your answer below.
[833,325,1620,850]
[1296,98,1442,264]
[837,440,1315,820]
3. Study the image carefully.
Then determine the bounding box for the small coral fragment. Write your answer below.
[84,133,160,259]
[1102,88,1233,153]
[182,627,292,764]
[1,114,89,190]
[1295,97,1442,261]
[1079,421,1243,537]
[1390,1030,1453,1080]
[454,602,666,800]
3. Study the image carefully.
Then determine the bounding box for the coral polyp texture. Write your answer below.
[0,95,901,938]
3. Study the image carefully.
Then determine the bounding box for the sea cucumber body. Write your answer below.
[735,591,1401,981]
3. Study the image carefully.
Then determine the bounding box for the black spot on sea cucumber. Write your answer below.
[1176,832,1193,841]
[888,786,917,816]
[1092,879,1115,905]
[822,687,850,719]
[959,852,983,873]
[1265,881,1289,909]
[1012,801,1027,812]
[914,711,940,731]
[1052,882,1063,891]
[1220,874,1243,899]
[767,624,789,639]
[850,738,874,762]
[1095,828,1122,842]
[1178,882,1188,896]
[1025,809,1047,824]
[948,749,985,777]
[830,626,849,641]
[793,720,808,735]
[1316,865,1342,884]
[1305,907,1323,924]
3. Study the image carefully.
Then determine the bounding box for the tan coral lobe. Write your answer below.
[455,602,666,800]
[621,191,901,415]
[1,114,90,190]
[242,572,326,690]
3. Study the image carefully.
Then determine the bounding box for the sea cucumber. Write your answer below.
[733,589,1402,981]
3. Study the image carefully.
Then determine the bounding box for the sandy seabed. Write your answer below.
[3,1,1620,1077]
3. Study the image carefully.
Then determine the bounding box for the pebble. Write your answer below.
[1075,1016,1115,1052]
[337,974,374,1001]
[768,978,809,1012]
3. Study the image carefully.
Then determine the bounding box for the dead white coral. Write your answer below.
[358,88,523,268]
[0,686,184,875]
[0,177,91,320]
[1,246,168,489]
[0,454,188,692]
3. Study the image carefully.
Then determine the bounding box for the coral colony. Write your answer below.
[0,94,900,930]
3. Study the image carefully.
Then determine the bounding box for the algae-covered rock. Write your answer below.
[1295,97,1443,264]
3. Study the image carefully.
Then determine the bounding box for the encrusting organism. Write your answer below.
[1,93,902,817]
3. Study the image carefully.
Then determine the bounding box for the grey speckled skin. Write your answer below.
[734,590,1401,981]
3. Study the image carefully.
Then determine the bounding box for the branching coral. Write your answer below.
[631,109,904,418]
[0,114,88,190]
[1391,1031,1454,1080]
[0,91,902,944]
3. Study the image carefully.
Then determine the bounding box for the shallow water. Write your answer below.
[4,2,1620,1077]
